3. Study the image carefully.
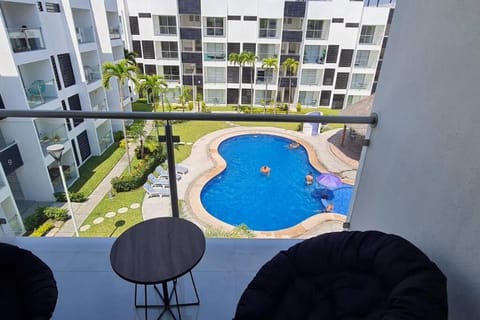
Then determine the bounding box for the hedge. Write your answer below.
[54,191,87,203]
[24,207,70,233]
[30,222,54,237]
[111,151,166,192]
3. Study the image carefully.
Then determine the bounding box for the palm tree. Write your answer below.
[261,57,278,114]
[102,59,138,174]
[136,74,168,137]
[228,52,244,112]
[243,51,258,113]
[281,58,299,114]
[123,49,138,66]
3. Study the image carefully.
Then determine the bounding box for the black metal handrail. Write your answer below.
[0,110,378,125]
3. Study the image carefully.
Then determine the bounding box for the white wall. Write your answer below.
[350,0,480,317]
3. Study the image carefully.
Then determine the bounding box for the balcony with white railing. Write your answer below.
[84,65,101,84]
[36,122,69,156]
[8,27,46,53]
[19,59,58,108]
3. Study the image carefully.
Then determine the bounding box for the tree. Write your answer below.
[281,58,299,114]
[243,52,258,113]
[102,59,138,174]
[261,57,279,114]
[136,74,168,137]
[123,49,138,66]
[228,52,245,112]
[178,86,192,112]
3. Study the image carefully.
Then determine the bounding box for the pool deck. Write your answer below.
[142,126,358,238]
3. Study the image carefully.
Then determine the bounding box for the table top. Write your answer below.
[110,217,206,285]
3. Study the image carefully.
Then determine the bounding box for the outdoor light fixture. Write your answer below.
[47,144,79,237]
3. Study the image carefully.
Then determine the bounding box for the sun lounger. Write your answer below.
[155,166,182,180]
[147,174,170,188]
[175,164,189,175]
[143,183,170,198]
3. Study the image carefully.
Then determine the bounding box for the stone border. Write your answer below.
[187,129,348,238]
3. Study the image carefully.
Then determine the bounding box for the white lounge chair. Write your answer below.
[147,174,170,188]
[175,164,189,175]
[143,183,170,198]
[155,166,182,180]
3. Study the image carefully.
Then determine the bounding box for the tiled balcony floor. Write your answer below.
[11,237,300,320]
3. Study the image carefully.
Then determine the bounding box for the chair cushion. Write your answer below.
[0,243,58,320]
[234,231,447,320]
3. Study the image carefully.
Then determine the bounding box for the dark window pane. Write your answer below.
[335,72,349,89]
[132,40,142,58]
[326,45,339,64]
[57,53,75,87]
[243,43,256,53]
[323,69,335,85]
[339,49,354,67]
[142,41,155,59]
[129,16,139,35]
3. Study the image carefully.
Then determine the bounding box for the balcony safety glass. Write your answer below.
[298,91,318,106]
[205,89,225,104]
[360,25,376,44]
[9,27,46,52]
[300,69,319,85]
[256,69,274,84]
[355,50,371,67]
[306,20,326,39]
[205,67,226,83]
[204,43,225,61]
[158,16,177,35]
[351,74,369,90]
[257,44,277,59]
[205,17,224,36]
[303,45,325,64]
[259,19,277,38]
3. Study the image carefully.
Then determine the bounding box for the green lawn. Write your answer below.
[132,99,153,112]
[79,187,144,237]
[69,142,125,196]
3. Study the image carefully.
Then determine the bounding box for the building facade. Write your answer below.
[0,0,128,235]
[119,0,394,109]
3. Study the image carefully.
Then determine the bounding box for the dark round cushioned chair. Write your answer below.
[0,243,58,320]
[234,231,447,320]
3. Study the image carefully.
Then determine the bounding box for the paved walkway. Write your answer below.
[53,121,154,237]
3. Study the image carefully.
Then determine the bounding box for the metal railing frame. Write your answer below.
[0,110,377,218]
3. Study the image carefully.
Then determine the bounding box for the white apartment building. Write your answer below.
[119,0,394,109]
[0,0,129,235]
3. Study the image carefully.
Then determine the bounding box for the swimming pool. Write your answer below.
[200,134,352,231]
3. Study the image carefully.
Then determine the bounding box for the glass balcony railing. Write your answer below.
[109,27,121,40]
[24,79,57,108]
[8,27,45,53]
[359,34,376,44]
[37,124,68,156]
[84,65,101,84]
[204,53,226,61]
[76,26,95,44]
[91,99,108,112]
[350,82,370,90]
[50,162,78,192]
[306,30,328,40]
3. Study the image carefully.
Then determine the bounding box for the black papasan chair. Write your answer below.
[234,231,448,320]
[0,242,58,320]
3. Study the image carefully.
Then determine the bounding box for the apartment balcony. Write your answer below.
[76,26,95,44]
[109,27,121,40]
[280,54,300,64]
[91,99,108,112]
[0,142,23,176]
[278,77,298,88]
[282,30,303,43]
[36,123,68,156]
[305,30,328,40]
[84,65,101,84]
[8,27,45,53]
[49,161,78,192]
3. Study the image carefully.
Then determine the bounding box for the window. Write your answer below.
[77,131,91,161]
[142,41,155,59]
[320,91,331,106]
[129,16,139,35]
[227,43,240,56]
[259,19,278,38]
[244,16,257,21]
[306,20,327,39]
[57,53,75,87]
[205,89,225,104]
[228,16,241,21]
[332,18,344,23]
[323,69,335,86]
[162,66,180,81]
[160,42,178,59]
[335,72,349,89]
[255,90,273,104]
[243,43,256,54]
[300,69,319,85]
[45,2,60,12]
[205,67,226,83]
[182,40,202,52]
[205,17,224,37]
[303,45,325,64]
[144,64,156,75]
[204,43,226,61]
[326,45,339,64]
[139,13,151,18]
[257,44,277,59]
[227,67,239,83]
[332,94,345,109]
[158,16,176,35]
[345,23,359,28]
[339,49,354,67]
[256,69,274,84]
[281,42,300,55]
[360,25,376,44]
[132,40,142,58]
[355,50,371,68]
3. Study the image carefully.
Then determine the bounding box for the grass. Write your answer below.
[132,99,153,112]
[69,142,125,196]
[79,187,144,237]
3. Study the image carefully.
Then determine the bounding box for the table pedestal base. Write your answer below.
[134,271,200,320]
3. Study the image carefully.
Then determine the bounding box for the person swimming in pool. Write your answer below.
[289,142,300,149]
[325,203,334,213]
[305,172,314,185]
[260,165,271,175]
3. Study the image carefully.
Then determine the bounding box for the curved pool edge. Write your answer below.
[185,128,351,238]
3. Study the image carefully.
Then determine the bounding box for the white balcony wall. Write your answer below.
[227,21,257,42]
[127,0,177,15]
[362,7,391,25]
[257,0,283,19]
[226,0,258,16]
[105,0,119,12]
[202,0,227,16]
[350,1,480,318]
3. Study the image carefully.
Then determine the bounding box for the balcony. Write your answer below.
[91,99,108,112]
[109,27,121,40]
[84,65,101,84]
[49,161,78,192]
[76,26,95,44]
[36,123,68,156]
[8,27,45,53]
[24,79,57,108]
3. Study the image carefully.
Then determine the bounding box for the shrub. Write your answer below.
[43,207,69,221]
[111,152,166,192]
[188,101,194,111]
[24,209,48,233]
[205,224,255,238]
[54,191,87,202]
[296,102,302,112]
[113,131,124,142]
[201,101,208,112]
[30,222,54,237]
[135,138,162,159]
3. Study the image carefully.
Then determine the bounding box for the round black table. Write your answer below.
[110,217,206,319]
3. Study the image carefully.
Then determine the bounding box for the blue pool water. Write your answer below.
[200,134,353,231]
